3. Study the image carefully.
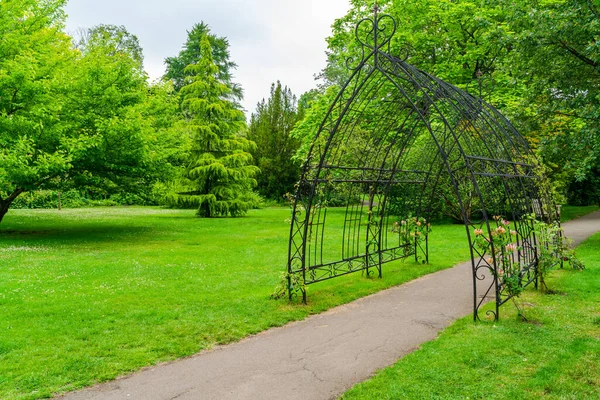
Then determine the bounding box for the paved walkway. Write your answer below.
[60,211,600,400]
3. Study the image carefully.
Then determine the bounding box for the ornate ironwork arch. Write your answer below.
[286,8,557,320]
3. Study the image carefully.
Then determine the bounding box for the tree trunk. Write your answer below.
[0,202,9,224]
[0,188,24,224]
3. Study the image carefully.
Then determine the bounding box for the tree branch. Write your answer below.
[1,188,25,204]
[557,40,599,68]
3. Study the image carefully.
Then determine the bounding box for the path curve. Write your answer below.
[58,211,600,400]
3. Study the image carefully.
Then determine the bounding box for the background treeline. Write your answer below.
[1,0,598,222]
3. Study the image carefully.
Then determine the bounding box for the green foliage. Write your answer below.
[290,86,341,163]
[0,0,73,220]
[74,24,144,69]
[8,189,170,209]
[172,34,259,217]
[65,25,156,188]
[472,216,525,316]
[568,167,600,206]
[0,2,185,222]
[508,0,600,185]
[322,0,516,90]
[271,271,306,300]
[471,213,585,317]
[529,214,585,292]
[10,190,84,209]
[391,216,431,260]
[406,216,431,242]
[248,81,302,200]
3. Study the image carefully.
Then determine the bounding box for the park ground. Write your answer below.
[342,229,600,399]
[0,205,598,399]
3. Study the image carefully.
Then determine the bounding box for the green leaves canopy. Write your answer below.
[164,21,242,102]
[0,0,73,220]
[0,1,184,221]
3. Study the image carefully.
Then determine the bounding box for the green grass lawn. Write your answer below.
[0,207,470,399]
[561,205,599,222]
[341,232,600,400]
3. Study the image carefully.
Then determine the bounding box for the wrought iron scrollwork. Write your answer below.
[355,13,396,52]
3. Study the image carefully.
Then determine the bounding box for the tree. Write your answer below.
[291,87,338,163]
[74,24,144,70]
[174,34,258,217]
[322,0,517,101]
[59,22,183,203]
[164,22,242,102]
[247,82,302,200]
[507,0,600,201]
[0,2,181,222]
[0,0,73,223]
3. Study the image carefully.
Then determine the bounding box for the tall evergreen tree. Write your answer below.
[164,22,242,103]
[248,82,302,200]
[176,34,258,217]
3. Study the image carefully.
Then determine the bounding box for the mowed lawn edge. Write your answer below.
[560,205,599,222]
[340,232,600,400]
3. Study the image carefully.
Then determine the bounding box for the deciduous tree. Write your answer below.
[0,3,182,222]
[0,0,73,223]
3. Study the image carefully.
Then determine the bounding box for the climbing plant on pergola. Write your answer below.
[286,7,558,321]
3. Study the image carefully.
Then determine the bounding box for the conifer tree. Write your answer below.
[248,82,301,200]
[177,34,258,217]
[164,22,242,102]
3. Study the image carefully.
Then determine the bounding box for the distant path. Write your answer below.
[58,211,600,400]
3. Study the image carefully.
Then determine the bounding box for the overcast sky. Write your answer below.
[64,0,350,117]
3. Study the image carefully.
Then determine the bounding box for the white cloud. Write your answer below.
[64,0,350,117]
